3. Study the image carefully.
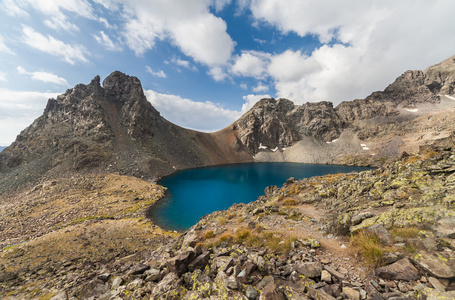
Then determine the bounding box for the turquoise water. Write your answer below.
[148,163,371,231]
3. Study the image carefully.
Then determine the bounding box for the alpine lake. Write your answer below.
[147,162,372,231]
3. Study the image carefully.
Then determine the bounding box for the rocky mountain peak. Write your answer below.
[102,71,145,104]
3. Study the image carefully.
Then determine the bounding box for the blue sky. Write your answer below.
[1,0,455,146]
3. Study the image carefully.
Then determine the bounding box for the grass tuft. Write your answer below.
[351,231,386,266]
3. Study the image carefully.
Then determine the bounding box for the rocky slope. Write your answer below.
[1,131,455,300]
[232,55,455,165]
[0,72,252,192]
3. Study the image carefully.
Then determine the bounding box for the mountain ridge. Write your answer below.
[1,55,455,192]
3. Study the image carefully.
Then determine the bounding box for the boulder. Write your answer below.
[413,251,455,279]
[352,212,375,226]
[374,258,420,281]
[188,251,211,272]
[307,286,337,300]
[342,287,360,300]
[295,262,323,278]
[260,281,285,300]
[432,217,455,238]
[166,250,196,276]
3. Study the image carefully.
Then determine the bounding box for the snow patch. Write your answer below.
[361,143,369,150]
[405,108,418,112]
[445,95,455,101]
[258,143,267,150]
[282,148,286,151]
[271,147,278,152]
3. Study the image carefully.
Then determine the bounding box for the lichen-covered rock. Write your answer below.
[374,258,420,281]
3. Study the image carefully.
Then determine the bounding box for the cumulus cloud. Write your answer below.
[146,66,166,78]
[0,89,58,145]
[231,51,270,78]
[243,0,455,104]
[208,67,230,82]
[112,1,235,69]
[0,72,7,82]
[145,89,241,131]
[16,66,69,86]
[22,25,88,64]
[252,82,269,93]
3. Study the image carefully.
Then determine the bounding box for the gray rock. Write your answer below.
[374,258,420,281]
[307,286,337,300]
[295,262,323,278]
[323,265,345,280]
[428,277,446,292]
[432,217,455,238]
[225,276,239,290]
[259,281,285,300]
[246,285,258,300]
[365,223,392,245]
[166,250,196,276]
[342,287,360,300]
[188,251,211,272]
[97,273,111,282]
[352,212,375,226]
[126,278,144,291]
[257,275,275,290]
[382,252,403,265]
[144,268,161,282]
[111,276,124,289]
[413,251,455,279]
[152,272,182,297]
[128,263,150,275]
[321,270,332,283]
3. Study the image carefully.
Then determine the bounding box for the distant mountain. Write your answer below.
[1,55,455,191]
[0,146,5,153]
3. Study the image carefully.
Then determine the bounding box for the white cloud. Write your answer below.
[0,34,14,54]
[22,25,89,64]
[145,89,241,131]
[113,1,235,67]
[208,67,230,82]
[212,0,232,12]
[146,66,166,78]
[0,89,58,145]
[0,0,28,16]
[168,57,198,71]
[252,82,269,93]
[246,0,455,104]
[16,65,69,85]
[241,94,270,113]
[93,31,120,51]
[231,50,270,78]
[0,72,7,82]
